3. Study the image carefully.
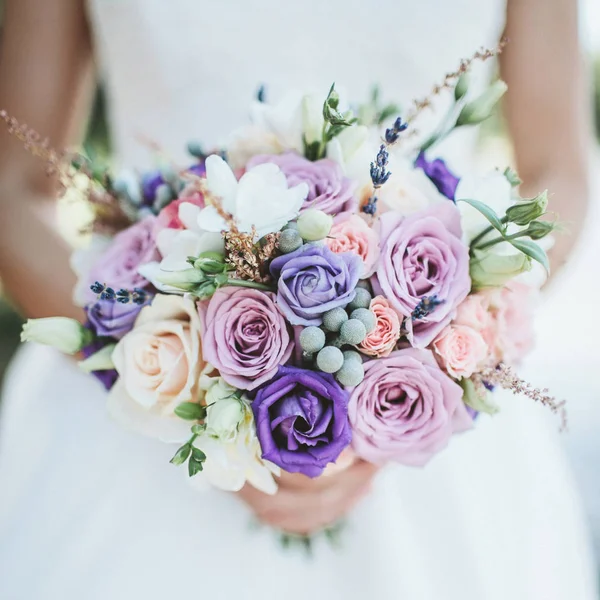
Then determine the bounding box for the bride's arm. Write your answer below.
[0,0,94,319]
[500,0,592,273]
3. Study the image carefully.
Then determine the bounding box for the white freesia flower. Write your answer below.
[21,317,92,354]
[189,402,280,495]
[196,155,308,237]
[455,171,513,242]
[326,124,375,187]
[138,201,224,293]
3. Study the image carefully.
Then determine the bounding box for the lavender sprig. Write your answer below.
[411,296,445,321]
[90,282,149,305]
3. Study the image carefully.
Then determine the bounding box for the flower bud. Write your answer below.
[524,219,555,240]
[297,209,333,242]
[156,268,207,291]
[205,380,245,441]
[78,344,116,373]
[193,251,227,274]
[456,80,508,126]
[454,72,470,101]
[470,249,532,288]
[505,191,548,226]
[302,94,325,145]
[21,317,93,354]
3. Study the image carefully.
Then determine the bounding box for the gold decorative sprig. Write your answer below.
[475,363,567,431]
[404,38,508,126]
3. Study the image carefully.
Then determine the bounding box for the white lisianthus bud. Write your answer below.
[470,248,532,288]
[456,80,508,126]
[302,94,325,145]
[21,317,93,354]
[505,191,548,226]
[205,379,245,441]
[454,72,470,101]
[78,344,116,373]
[155,268,206,291]
[297,209,333,241]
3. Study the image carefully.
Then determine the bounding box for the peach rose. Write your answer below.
[325,213,380,277]
[433,325,488,379]
[454,294,498,353]
[108,295,204,442]
[359,296,401,357]
[485,282,536,365]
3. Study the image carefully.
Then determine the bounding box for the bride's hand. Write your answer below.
[237,457,379,535]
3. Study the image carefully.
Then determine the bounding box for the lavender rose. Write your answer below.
[85,216,160,303]
[201,288,294,390]
[415,152,460,201]
[248,153,357,214]
[349,348,472,466]
[373,203,470,347]
[85,300,144,340]
[252,366,352,477]
[270,244,361,326]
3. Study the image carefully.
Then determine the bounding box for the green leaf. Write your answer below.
[191,447,207,462]
[191,423,206,435]
[169,444,191,466]
[377,103,401,125]
[174,402,206,421]
[507,238,550,273]
[214,272,229,287]
[461,379,499,416]
[188,457,204,477]
[458,199,506,233]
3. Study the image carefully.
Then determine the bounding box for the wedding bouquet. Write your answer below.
[12,45,565,502]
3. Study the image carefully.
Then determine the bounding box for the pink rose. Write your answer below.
[325,213,380,277]
[454,294,498,356]
[358,296,401,358]
[484,282,536,365]
[154,191,205,234]
[201,287,294,390]
[349,348,472,466]
[433,325,488,379]
[108,295,204,442]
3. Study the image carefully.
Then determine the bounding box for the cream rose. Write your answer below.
[108,294,204,442]
[433,325,488,379]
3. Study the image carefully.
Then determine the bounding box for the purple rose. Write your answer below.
[86,216,160,301]
[252,366,352,477]
[247,153,357,214]
[372,203,470,347]
[85,299,143,340]
[270,244,361,326]
[348,348,473,466]
[415,152,460,201]
[81,336,118,391]
[201,287,294,390]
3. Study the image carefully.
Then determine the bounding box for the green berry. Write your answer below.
[347,287,372,311]
[278,229,303,254]
[342,350,362,364]
[350,308,377,334]
[356,280,372,290]
[316,346,344,373]
[297,209,333,241]
[339,319,367,345]
[336,359,365,387]
[299,326,326,354]
[322,307,349,333]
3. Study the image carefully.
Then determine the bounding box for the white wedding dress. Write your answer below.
[0,1,597,599]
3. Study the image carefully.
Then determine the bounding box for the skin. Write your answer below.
[0,0,592,534]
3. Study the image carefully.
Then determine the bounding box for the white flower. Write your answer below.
[197,155,308,238]
[326,124,375,187]
[301,93,325,145]
[455,171,513,242]
[138,202,223,293]
[189,402,280,495]
[378,157,446,215]
[78,343,116,372]
[204,378,244,441]
[20,317,92,354]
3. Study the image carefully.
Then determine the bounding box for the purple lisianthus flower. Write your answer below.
[415,151,460,201]
[252,366,352,477]
[270,244,361,326]
[81,336,118,391]
[247,153,357,214]
[141,171,165,206]
[85,299,143,340]
[372,203,470,348]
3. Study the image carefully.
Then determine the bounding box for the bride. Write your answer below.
[0,1,597,598]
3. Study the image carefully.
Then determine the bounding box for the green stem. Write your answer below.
[476,230,529,251]
[225,278,275,292]
[419,99,463,153]
[470,216,509,248]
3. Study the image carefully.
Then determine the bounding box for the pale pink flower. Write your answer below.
[154,191,205,234]
[325,213,380,277]
[454,294,498,355]
[359,296,401,358]
[433,325,489,379]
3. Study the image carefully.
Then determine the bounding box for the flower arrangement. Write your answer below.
[10,44,566,515]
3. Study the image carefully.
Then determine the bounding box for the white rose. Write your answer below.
[205,379,244,441]
[107,295,204,443]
